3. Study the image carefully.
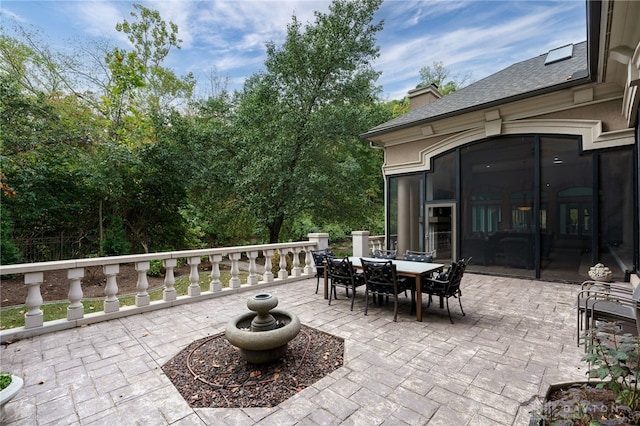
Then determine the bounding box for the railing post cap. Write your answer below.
[67,268,84,279]
[103,264,119,274]
[352,231,370,236]
[307,233,329,238]
[135,261,150,271]
[24,272,44,284]
[164,258,178,267]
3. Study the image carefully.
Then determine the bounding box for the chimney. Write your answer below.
[407,84,442,110]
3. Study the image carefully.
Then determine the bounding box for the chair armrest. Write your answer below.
[584,291,635,304]
[425,278,448,285]
[422,278,448,292]
[577,282,634,306]
[581,291,637,317]
[581,280,633,293]
[588,296,639,328]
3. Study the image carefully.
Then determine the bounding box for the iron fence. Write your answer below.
[12,235,98,263]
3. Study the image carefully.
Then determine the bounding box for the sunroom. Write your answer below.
[361,0,639,283]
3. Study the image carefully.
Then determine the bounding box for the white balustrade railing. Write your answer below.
[0,236,328,343]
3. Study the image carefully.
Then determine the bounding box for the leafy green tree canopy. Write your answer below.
[233,0,385,243]
[104,3,195,143]
[417,60,470,95]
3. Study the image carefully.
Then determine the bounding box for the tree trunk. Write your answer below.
[268,216,284,244]
[99,200,104,255]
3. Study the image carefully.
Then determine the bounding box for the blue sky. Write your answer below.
[2,0,586,101]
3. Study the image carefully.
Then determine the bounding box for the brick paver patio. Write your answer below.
[1,274,586,425]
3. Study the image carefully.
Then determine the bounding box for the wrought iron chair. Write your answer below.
[371,249,397,260]
[420,257,470,324]
[402,250,435,263]
[311,249,333,294]
[360,258,414,322]
[401,250,436,297]
[326,256,364,311]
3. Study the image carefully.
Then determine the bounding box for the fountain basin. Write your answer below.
[225,308,301,364]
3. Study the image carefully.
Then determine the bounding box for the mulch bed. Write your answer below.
[537,382,640,424]
[161,325,344,408]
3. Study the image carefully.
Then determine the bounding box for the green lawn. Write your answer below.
[0,271,246,330]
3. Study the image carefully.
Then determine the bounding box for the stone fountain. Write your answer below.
[225,293,301,364]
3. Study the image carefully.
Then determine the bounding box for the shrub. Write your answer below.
[271,250,293,276]
[102,216,130,256]
[533,323,640,425]
[0,372,11,391]
[147,259,164,277]
[0,210,21,265]
[583,323,640,411]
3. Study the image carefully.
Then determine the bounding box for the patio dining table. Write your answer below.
[323,257,443,322]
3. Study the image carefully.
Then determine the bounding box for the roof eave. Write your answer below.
[360,75,592,140]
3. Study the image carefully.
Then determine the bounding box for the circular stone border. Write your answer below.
[162,325,344,408]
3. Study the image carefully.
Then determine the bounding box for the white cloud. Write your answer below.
[1,0,586,100]
[143,0,197,47]
[375,0,585,99]
[0,8,27,23]
[71,1,129,42]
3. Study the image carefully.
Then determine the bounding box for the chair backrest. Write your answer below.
[360,258,398,289]
[430,261,460,292]
[446,259,468,294]
[371,249,397,260]
[326,256,356,285]
[459,257,472,273]
[311,249,333,267]
[403,250,435,263]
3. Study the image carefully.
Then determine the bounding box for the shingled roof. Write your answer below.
[362,41,590,138]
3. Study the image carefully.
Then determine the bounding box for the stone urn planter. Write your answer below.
[531,323,640,424]
[530,381,619,425]
[588,263,613,282]
[0,374,24,422]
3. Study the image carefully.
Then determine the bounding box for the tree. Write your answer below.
[417,61,470,95]
[0,30,193,256]
[112,4,195,126]
[232,0,385,243]
[178,91,259,246]
[0,174,20,265]
[0,29,66,96]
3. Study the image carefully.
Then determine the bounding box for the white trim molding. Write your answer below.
[383,118,635,176]
[622,41,640,126]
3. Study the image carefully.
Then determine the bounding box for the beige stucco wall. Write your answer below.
[384,135,448,167]
[533,99,627,132]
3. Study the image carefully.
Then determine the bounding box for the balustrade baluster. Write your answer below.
[163,258,177,301]
[67,268,84,320]
[262,249,274,282]
[278,248,288,280]
[228,252,241,289]
[291,247,302,277]
[24,272,44,328]
[135,261,150,306]
[103,264,120,313]
[209,254,222,292]
[304,246,314,275]
[247,251,259,285]
[188,257,201,296]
